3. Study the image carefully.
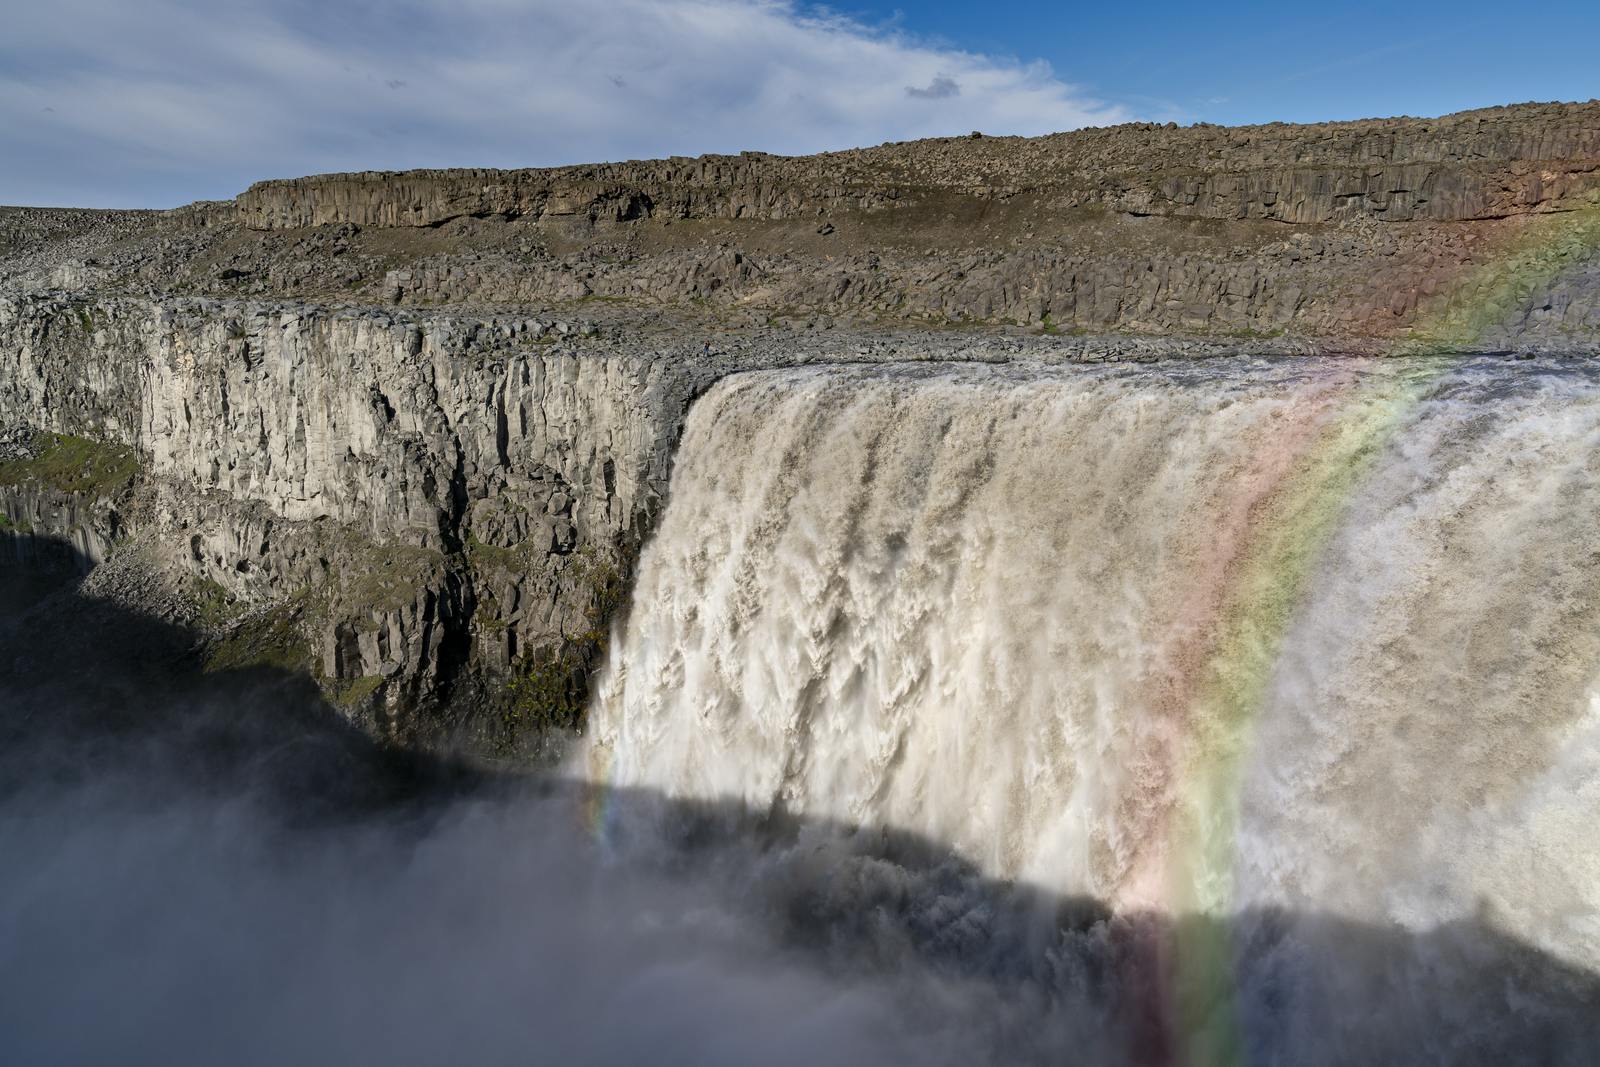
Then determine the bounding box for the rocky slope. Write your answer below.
[3,101,1599,757]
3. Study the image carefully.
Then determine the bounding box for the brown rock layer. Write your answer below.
[236,102,1600,229]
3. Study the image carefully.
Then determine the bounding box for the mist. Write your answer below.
[0,567,1089,1066]
[0,581,982,1065]
[0,780,1003,1067]
[6,668,1596,1067]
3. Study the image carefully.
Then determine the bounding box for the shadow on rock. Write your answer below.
[0,538,499,820]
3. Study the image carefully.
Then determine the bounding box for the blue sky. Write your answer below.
[3,0,1595,208]
[829,1,1600,126]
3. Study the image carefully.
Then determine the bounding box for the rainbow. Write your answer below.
[583,738,618,846]
[1152,202,1600,1067]
[575,200,1600,1064]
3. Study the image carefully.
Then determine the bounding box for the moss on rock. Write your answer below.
[329,674,386,709]
[0,432,139,497]
[492,542,630,750]
[339,543,447,617]
[205,598,314,674]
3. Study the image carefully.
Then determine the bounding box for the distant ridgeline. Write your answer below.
[233,102,1600,229]
[5,102,1600,344]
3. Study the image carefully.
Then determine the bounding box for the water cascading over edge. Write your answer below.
[580,357,1600,1062]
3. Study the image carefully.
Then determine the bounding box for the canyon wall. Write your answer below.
[4,102,1600,754]
[237,103,1600,229]
[0,294,717,747]
[9,107,1600,347]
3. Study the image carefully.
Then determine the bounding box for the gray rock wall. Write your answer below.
[0,293,716,746]
[236,103,1600,229]
[0,483,120,569]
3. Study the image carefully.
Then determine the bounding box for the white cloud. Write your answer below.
[0,0,1129,207]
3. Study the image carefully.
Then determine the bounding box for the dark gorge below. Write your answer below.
[6,355,1600,1066]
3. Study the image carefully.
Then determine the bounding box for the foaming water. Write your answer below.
[582,355,1600,1061]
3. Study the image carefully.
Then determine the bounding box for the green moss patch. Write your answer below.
[205,599,313,674]
[330,674,386,708]
[503,646,589,733]
[340,543,446,616]
[463,528,535,572]
[185,575,241,630]
[496,544,628,743]
[0,432,140,496]
[569,545,625,648]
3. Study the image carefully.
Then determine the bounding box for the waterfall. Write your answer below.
[581,356,1600,1060]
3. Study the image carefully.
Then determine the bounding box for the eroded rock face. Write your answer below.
[0,293,719,749]
[0,426,137,568]
[0,482,122,569]
[348,222,1600,342]
[236,103,1600,229]
[8,105,1600,347]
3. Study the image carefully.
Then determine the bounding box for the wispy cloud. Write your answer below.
[0,0,1128,207]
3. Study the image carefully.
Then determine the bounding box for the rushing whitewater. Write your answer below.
[583,356,1600,1062]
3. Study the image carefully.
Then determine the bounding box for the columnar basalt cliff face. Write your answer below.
[0,293,724,747]
[4,102,1600,754]
[236,103,1600,229]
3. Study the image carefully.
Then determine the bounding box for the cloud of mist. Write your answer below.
[0,584,1071,1067]
[0,786,1009,1067]
[6,722,1599,1067]
[2,561,1597,1066]
[0,0,1128,208]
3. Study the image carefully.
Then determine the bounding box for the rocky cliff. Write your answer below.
[236,102,1600,228]
[3,101,1599,757]
[0,293,720,749]
[9,104,1600,343]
